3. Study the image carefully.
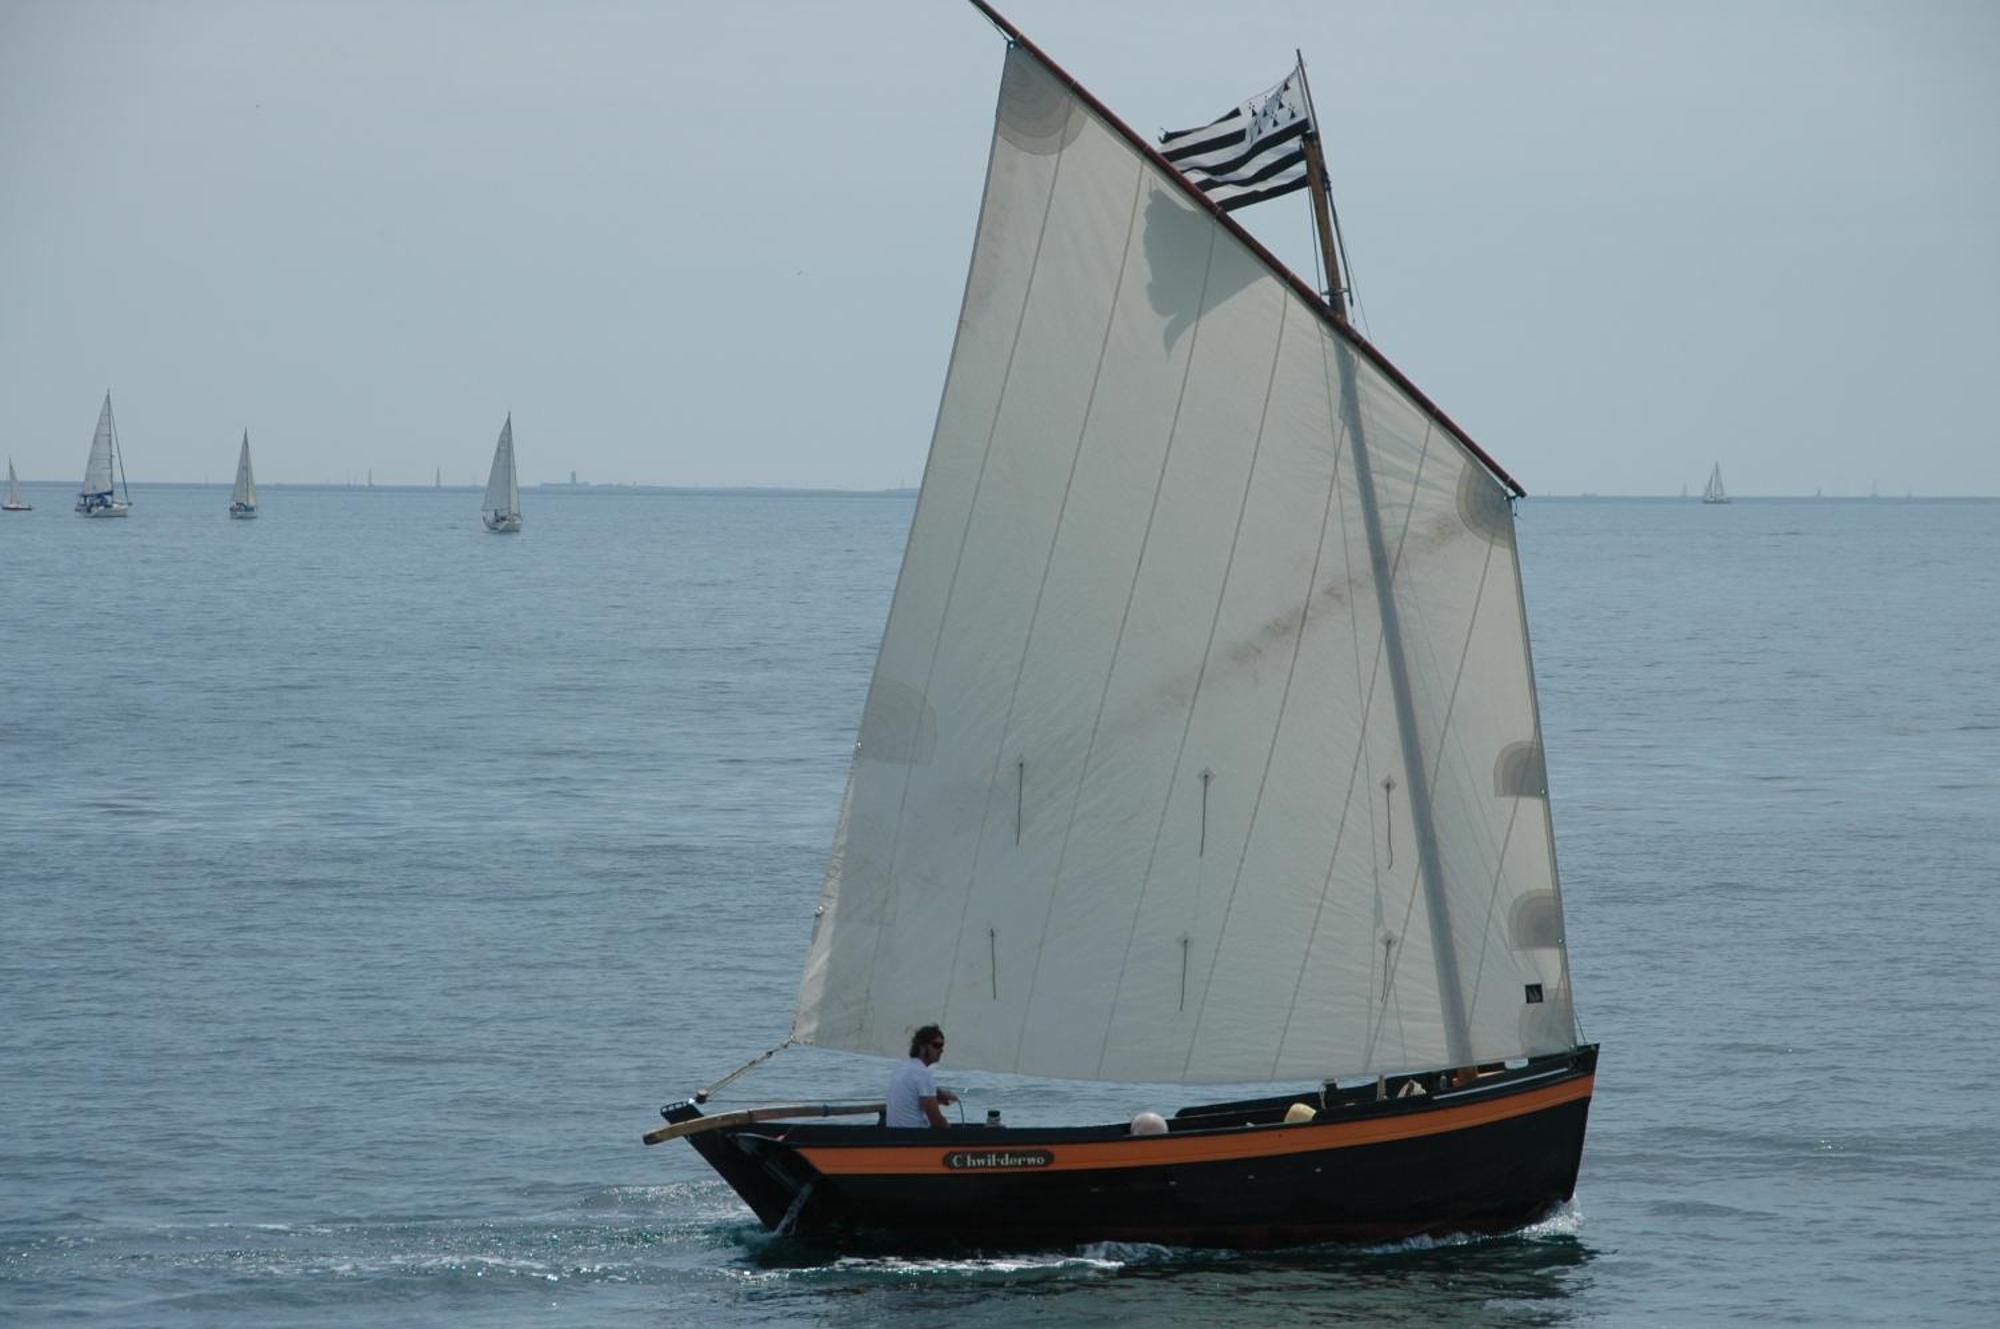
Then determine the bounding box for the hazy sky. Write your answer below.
[3,0,1995,494]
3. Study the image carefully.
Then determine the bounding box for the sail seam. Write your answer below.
[853,97,1072,1036]
[1172,294,1294,1080]
[1085,225,1226,1078]
[936,153,1149,1039]
[1273,329,1376,1075]
[1384,424,1465,1067]
[1466,793,1524,1041]
[1087,256,1284,1081]
[1329,356,1394,1072]
[1342,342,1476,1068]
[1160,297,1349,1082]
[1395,435,1527,1050]
[1415,490,1504,1040]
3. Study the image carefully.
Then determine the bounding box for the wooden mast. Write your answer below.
[1294,53,1347,320]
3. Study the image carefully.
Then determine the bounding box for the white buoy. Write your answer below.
[1130,1111,1168,1136]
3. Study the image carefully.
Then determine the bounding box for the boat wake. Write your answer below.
[726,1203,1586,1281]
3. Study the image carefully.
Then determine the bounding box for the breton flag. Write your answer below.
[1159,65,1314,212]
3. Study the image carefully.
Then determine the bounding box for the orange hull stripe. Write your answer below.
[793,1074,1594,1176]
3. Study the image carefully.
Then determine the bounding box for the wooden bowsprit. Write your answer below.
[642,1102,885,1146]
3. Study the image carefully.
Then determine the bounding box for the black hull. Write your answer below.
[668,1046,1596,1250]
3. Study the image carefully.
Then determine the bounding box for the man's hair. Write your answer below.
[909,1024,944,1057]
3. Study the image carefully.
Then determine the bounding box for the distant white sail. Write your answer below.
[81,394,118,498]
[792,48,1575,1086]
[1702,463,1728,504]
[230,430,258,513]
[4,458,23,508]
[75,392,130,516]
[482,414,521,530]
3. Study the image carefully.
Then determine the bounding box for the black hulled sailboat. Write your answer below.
[647,1,1595,1248]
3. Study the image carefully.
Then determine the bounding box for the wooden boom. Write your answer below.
[642,1101,886,1146]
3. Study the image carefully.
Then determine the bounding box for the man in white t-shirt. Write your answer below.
[885,1024,958,1128]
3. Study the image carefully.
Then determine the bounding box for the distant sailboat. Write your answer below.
[435,466,442,489]
[1702,463,1729,505]
[3,458,30,511]
[75,392,131,517]
[481,414,522,532]
[229,430,258,518]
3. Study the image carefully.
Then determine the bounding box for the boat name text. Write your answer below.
[942,1148,1054,1170]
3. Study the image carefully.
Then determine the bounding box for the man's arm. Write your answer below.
[920,1094,949,1128]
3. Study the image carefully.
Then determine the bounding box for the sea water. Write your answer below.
[2,486,1996,1325]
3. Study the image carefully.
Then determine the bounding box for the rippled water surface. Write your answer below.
[3,487,1996,1324]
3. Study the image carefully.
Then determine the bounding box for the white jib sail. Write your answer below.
[6,459,20,505]
[484,416,518,519]
[792,48,1577,1086]
[81,393,118,498]
[232,431,257,508]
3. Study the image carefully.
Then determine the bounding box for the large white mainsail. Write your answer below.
[230,430,258,515]
[793,46,1576,1086]
[482,414,521,530]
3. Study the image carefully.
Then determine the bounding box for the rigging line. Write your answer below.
[1079,223,1223,1077]
[1175,296,1306,1080]
[1326,190,1359,324]
[1302,187,1327,305]
[933,150,1147,1038]
[865,91,1072,1030]
[695,1039,795,1104]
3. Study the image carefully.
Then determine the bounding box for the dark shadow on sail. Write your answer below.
[1143,184,1252,351]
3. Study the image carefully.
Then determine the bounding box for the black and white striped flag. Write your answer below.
[1159,66,1313,213]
